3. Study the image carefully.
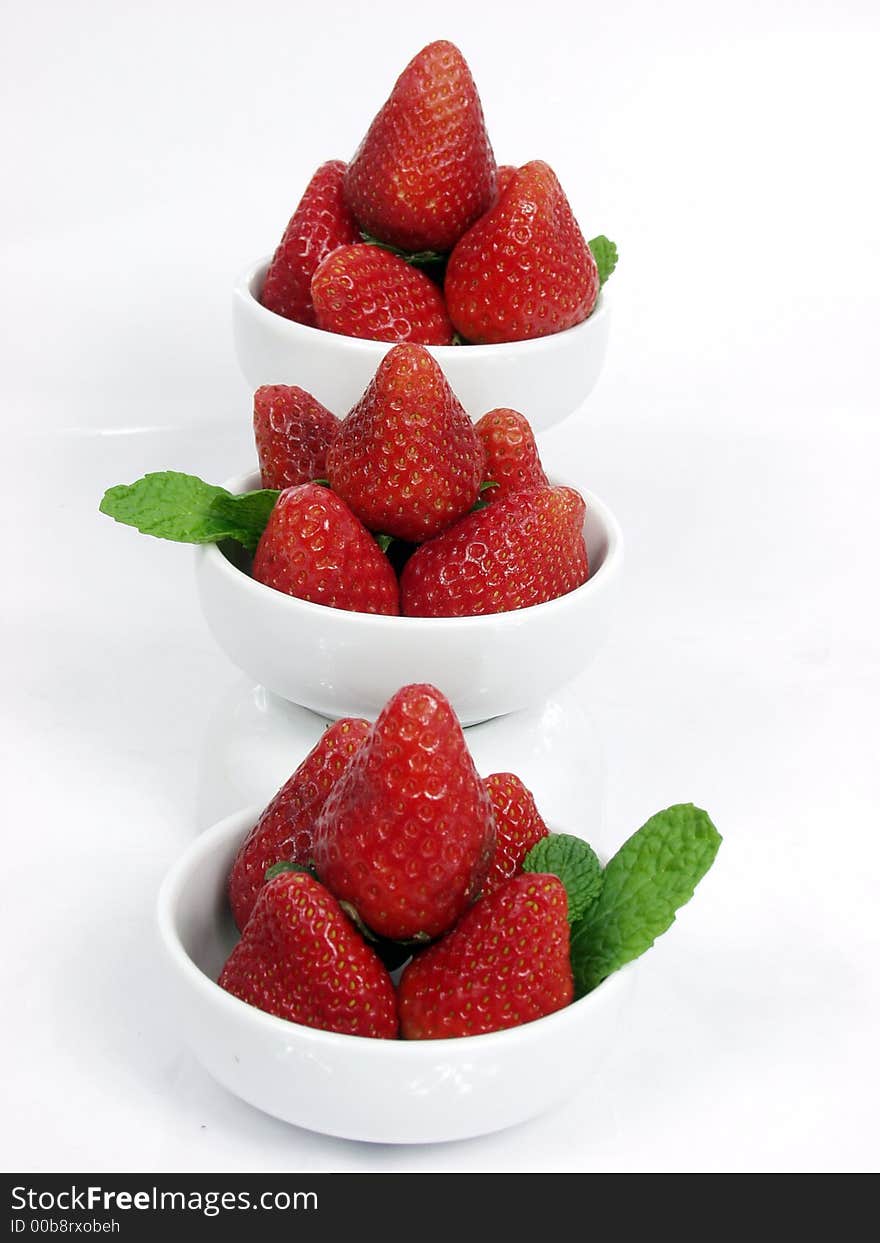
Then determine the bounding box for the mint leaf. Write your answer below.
[588,235,618,286]
[99,472,279,554]
[570,803,721,997]
[523,833,603,923]
[100,472,228,541]
[209,489,279,549]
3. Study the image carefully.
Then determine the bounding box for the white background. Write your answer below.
[2,0,879,1173]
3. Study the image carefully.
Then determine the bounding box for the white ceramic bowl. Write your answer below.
[233,257,610,430]
[195,471,623,726]
[158,806,635,1144]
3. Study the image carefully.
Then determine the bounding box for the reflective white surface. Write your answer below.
[196,678,609,845]
[3,0,879,1173]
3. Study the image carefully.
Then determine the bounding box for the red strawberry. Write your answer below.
[343,41,496,253]
[327,343,484,542]
[219,871,398,1038]
[311,245,454,345]
[228,717,371,930]
[253,385,340,491]
[398,873,572,1039]
[475,408,549,504]
[260,160,361,326]
[400,486,588,617]
[252,483,399,615]
[312,683,496,941]
[482,772,550,897]
[496,164,517,198]
[445,161,599,343]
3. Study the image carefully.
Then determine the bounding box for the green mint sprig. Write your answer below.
[569,803,721,998]
[99,471,426,563]
[588,235,618,287]
[522,804,720,996]
[99,471,280,554]
[523,833,603,924]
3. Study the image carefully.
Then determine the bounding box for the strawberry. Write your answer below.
[343,41,496,253]
[482,773,550,897]
[475,408,548,504]
[219,871,398,1038]
[445,161,599,343]
[495,164,517,198]
[400,486,588,617]
[312,683,496,941]
[260,160,361,326]
[252,483,399,615]
[398,873,572,1038]
[228,717,371,930]
[326,343,484,542]
[311,245,454,345]
[253,385,340,491]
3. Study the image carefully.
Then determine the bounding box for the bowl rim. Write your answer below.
[157,804,635,1057]
[197,471,624,630]
[235,255,608,355]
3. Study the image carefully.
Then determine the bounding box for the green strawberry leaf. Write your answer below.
[588,235,618,286]
[99,471,280,554]
[471,480,500,512]
[264,861,314,882]
[523,833,603,924]
[570,803,721,998]
[374,533,395,554]
[360,231,447,272]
